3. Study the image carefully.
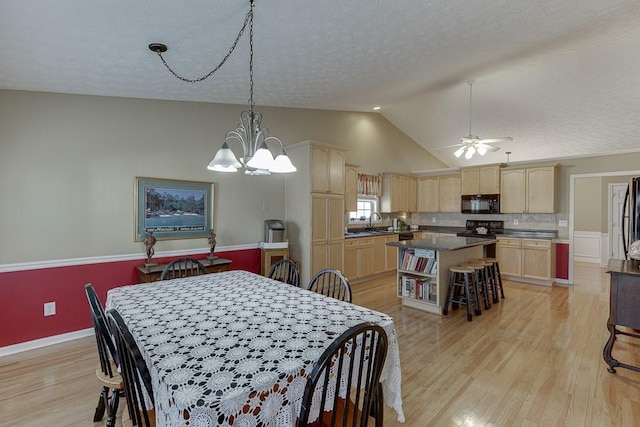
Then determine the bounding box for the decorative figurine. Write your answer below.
[208,229,217,260]
[143,230,157,266]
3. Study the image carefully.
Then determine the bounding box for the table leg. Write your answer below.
[603,322,618,373]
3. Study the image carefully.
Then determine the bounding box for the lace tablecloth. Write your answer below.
[106,270,404,426]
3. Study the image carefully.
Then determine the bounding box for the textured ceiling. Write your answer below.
[2,0,640,167]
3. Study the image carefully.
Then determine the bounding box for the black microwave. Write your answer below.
[461,194,500,214]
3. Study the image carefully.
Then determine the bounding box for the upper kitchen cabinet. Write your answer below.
[345,165,358,212]
[418,176,439,212]
[438,174,461,213]
[381,173,417,213]
[461,165,501,195]
[501,165,557,213]
[311,145,345,194]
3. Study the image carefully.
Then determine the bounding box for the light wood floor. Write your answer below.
[1,262,639,426]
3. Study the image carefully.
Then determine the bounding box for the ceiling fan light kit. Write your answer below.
[453,79,513,160]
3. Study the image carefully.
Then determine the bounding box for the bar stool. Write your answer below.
[463,262,491,311]
[443,266,480,321]
[483,258,505,301]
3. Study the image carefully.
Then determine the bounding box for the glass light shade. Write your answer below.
[270,149,297,173]
[464,146,476,159]
[476,145,487,156]
[246,141,275,170]
[454,146,465,158]
[207,141,242,171]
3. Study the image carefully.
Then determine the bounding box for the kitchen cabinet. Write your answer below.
[522,238,555,281]
[438,174,461,213]
[496,237,522,276]
[496,236,555,284]
[345,165,358,212]
[461,165,501,195]
[285,141,346,285]
[343,237,374,280]
[311,145,345,194]
[500,165,556,213]
[417,176,439,212]
[381,173,417,212]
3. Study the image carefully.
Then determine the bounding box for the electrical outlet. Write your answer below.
[559,219,568,227]
[513,219,519,225]
[44,302,56,316]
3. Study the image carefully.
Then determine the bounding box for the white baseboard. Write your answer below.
[0,328,94,357]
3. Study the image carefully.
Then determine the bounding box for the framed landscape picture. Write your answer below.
[135,177,213,241]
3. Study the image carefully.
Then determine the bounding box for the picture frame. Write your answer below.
[135,177,214,241]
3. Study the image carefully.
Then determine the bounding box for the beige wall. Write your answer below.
[574,177,602,232]
[0,90,444,264]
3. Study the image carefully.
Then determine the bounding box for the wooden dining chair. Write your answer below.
[296,322,388,427]
[268,259,300,287]
[307,269,352,303]
[159,257,208,281]
[106,309,156,427]
[84,284,124,427]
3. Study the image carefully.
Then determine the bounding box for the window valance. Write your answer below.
[357,173,382,196]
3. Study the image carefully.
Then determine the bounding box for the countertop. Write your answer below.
[345,225,558,240]
[386,236,495,252]
[607,258,640,277]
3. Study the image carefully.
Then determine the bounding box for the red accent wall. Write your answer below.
[555,242,569,280]
[0,248,260,347]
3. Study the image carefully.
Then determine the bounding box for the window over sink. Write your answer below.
[349,196,380,224]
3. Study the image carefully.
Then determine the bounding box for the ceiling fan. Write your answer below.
[452,79,512,160]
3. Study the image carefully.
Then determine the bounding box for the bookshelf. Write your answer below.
[397,247,440,312]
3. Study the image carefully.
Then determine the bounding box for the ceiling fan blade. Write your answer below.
[477,137,513,144]
[476,143,500,152]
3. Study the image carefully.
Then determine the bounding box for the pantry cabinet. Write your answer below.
[285,141,346,285]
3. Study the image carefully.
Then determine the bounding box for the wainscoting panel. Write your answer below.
[573,231,601,263]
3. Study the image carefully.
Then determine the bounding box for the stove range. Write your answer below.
[456,220,504,239]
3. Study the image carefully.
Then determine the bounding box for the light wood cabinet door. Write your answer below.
[408,176,417,212]
[461,169,480,195]
[373,236,387,275]
[345,166,358,212]
[311,242,328,276]
[329,150,345,194]
[359,242,374,278]
[526,166,555,213]
[385,235,399,271]
[496,237,522,276]
[392,175,407,211]
[311,195,328,242]
[500,169,526,213]
[479,165,500,194]
[438,174,461,212]
[344,240,358,280]
[311,145,329,193]
[327,241,344,272]
[418,176,439,212]
[522,239,552,280]
[328,195,344,240]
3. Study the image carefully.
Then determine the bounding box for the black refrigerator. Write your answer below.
[622,177,640,259]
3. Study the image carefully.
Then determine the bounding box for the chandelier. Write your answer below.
[148,0,296,175]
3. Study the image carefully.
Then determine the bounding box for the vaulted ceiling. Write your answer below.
[2,0,640,167]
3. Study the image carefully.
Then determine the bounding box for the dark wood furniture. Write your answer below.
[136,258,232,283]
[604,259,640,373]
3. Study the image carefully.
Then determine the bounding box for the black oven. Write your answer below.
[461,194,500,214]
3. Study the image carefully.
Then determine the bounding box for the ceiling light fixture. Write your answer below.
[372,106,381,111]
[453,80,512,160]
[148,0,296,175]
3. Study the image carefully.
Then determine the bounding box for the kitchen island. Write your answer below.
[387,236,495,314]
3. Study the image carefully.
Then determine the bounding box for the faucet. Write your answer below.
[368,212,382,230]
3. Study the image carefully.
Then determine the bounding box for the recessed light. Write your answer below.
[372,106,381,111]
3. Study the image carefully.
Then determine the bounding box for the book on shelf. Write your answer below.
[399,275,436,302]
[400,250,437,274]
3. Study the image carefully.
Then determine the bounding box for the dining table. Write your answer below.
[105,270,404,426]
